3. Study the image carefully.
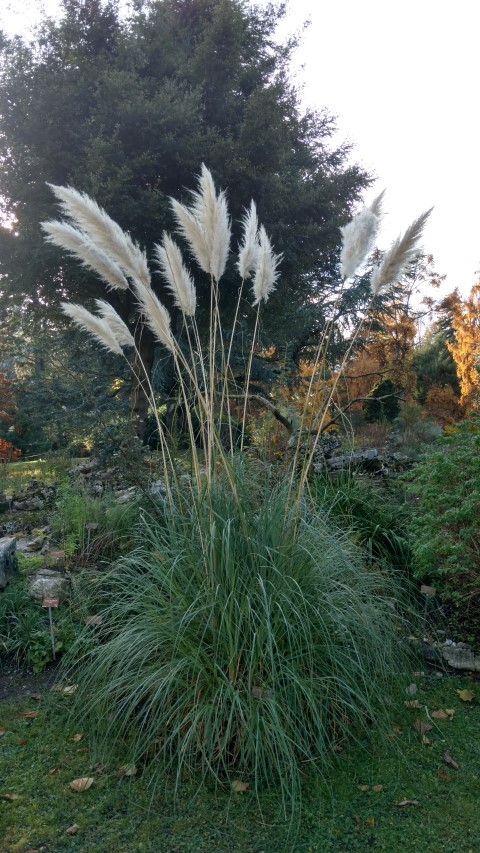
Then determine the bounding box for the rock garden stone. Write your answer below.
[0,536,17,589]
[29,568,70,603]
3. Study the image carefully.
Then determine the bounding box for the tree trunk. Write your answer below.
[130,326,155,440]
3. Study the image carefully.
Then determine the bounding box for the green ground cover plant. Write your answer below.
[407,415,480,615]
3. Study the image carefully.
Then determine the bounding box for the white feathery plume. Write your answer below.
[94,300,135,348]
[42,220,129,291]
[47,184,151,289]
[369,189,386,219]
[170,164,231,282]
[370,208,433,295]
[252,225,282,306]
[133,281,175,352]
[153,233,196,317]
[237,200,259,279]
[60,302,124,355]
[340,206,380,280]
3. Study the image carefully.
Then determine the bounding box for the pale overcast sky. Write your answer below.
[1,0,478,295]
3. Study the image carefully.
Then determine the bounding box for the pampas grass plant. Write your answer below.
[43,168,429,816]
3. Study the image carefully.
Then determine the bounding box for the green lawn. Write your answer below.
[1,673,479,852]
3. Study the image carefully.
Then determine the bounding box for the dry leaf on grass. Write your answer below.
[431,709,449,720]
[353,814,362,825]
[20,710,37,719]
[48,768,60,776]
[404,699,422,708]
[71,733,83,743]
[422,735,432,745]
[66,823,80,835]
[413,720,433,735]
[69,777,94,793]
[358,784,370,792]
[437,771,450,780]
[17,738,27,746]
[444,752,459,771]
[397,799,419,807]
[372,784,384,792]
[0,792,21,801]
[0,727,5,737]
[231,780,249,793]
[118,764,137,779]
[366,816,375,827]
[62,685,78,696]
[406,683,417,695]
[445,708,455,719]
[456,688,475,702]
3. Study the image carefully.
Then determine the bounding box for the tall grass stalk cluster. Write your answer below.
[43,168,428,811]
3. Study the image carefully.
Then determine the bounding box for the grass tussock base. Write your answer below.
[68,463,409,816]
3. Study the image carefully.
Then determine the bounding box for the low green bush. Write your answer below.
[311,472,412,575]
[51,483,142,561]
[0,576,76,671]
[68,464,409,816]
[407,415,480,611]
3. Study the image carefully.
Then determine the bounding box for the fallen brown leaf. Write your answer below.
[431,709,449,720]
[404,699,422,708]
[66,823,80,835]
[445,708,455,719]
[422,735,432,745]
[69,777,94,793]
[406,683,417,695]
[0,792,21,801]
[397,799,419,807]
[71,733,83,743]
[372,784,384,792]
[444,752,459,771]
[94,762,106,774]
[456,688,475,702]
[413,720,433,735]
[62,685,78,696]
[20,710,37,719]
[420,584,436,596]
[231,780,249,793]
[353,814,362,826]
[77,747,89,753]
[0,727,5,737]
[85,615,103,626]
[30,693,42,701]
[358,784,370,791]
[366,816,375,827]
[48,768,60,776]
[118,764,137,779]
[436,771,450,780]
[17,739,27,746]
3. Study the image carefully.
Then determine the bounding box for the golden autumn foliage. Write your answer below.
[445,284,480,412]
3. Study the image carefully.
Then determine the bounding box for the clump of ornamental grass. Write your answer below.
[67,462,409,815]
[42,168,429,813]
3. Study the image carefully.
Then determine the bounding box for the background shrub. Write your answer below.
[407,415,480,612]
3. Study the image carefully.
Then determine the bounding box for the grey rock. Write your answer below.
[441,642,480,672]
[0,537,17,589]
[29,568,70,603]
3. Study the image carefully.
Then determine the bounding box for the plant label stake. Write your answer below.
[42,598,59,659]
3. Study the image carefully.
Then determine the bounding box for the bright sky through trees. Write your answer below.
[1,0,478,295]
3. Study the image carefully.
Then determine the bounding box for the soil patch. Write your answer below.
[0,656,61,701]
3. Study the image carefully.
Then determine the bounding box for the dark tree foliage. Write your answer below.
[0,0,371,434]
[362,378,401,424]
